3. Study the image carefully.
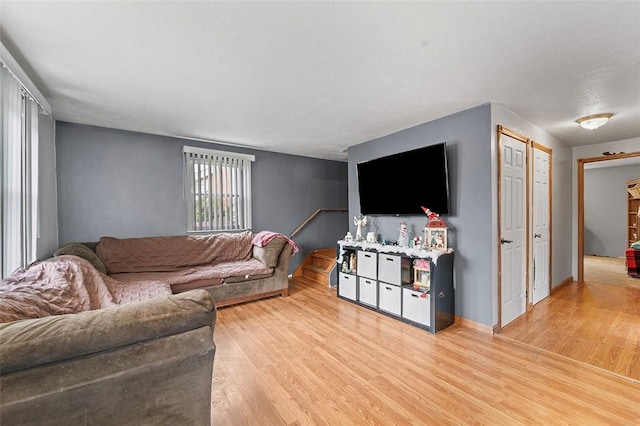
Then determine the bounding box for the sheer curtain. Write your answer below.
[1,64,39,278]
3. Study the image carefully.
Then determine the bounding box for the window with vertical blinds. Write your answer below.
[183,146,255,232]
[1,64,40,278]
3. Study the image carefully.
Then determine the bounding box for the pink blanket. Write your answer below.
[0,256,172,323]
[252,231,299,254]
[0,256,118,323]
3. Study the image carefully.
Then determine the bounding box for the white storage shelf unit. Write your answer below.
[336,242,455,334]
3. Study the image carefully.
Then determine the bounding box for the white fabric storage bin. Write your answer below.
[357,251,377,279]
[358,277,377,307]
[378,254,403,285]
[402,288,430,326]
[378,283,401,316]
[338,272,357,301]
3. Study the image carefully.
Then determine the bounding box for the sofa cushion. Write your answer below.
[252,236,287,268]
[54,243,107,274]
[96,231,254,274]
[110,258,272,293]
[108,280,172,305]
[0,290,215,374]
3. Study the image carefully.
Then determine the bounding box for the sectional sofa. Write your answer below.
[0,230,296,424]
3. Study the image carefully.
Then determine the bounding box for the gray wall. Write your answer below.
[349,104,493,325]
[36,113,58,259]
[55,122,348,271]
[584,164,639,257]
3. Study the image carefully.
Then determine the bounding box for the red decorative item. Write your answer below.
[421,206,447,228]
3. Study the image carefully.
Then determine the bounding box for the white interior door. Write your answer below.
[532,146,551,305]
[500,133,528,327]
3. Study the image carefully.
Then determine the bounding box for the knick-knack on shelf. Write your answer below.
[398,221,408,247]
[354,215,367,241]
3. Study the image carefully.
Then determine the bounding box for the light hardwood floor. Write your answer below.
[584,255,640,289]
[501,255,640,382]
[500,280,640,381]
[211,277,640,425]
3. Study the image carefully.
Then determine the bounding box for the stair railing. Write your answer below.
[290,208,347,238]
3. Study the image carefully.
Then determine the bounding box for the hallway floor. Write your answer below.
[500,256,640,382]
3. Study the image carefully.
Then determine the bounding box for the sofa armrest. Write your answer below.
[252,236,289,268]
[0,289,215,374]
[274,243,294,273]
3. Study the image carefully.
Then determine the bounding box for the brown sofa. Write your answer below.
[0,230,294,424]
[0,289,216,425]
[90,230,296,307]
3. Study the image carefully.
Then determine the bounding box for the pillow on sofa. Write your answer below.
[54,243,107,274]
[252,237,287,268]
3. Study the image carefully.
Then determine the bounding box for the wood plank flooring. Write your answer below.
[500,255,640,383]
[211,277,640,425]
[584,255,640,289]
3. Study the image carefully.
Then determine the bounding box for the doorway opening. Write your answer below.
[577,151,640,285]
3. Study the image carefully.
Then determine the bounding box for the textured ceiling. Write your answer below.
[1,1,639,161]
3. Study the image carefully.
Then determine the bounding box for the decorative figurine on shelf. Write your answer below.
[398,221,408,247]
[344,231,353,242]
[421,206,448,250]
[353,215,367,241]
[349,253,356,271]
[422,225,429,250]
[366,232,376,243]
[421,206,447,227]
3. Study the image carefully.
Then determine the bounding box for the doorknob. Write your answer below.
[534,233,542,238]
[500,238,513,244]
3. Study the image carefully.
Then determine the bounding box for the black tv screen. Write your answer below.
[357,142,450,215]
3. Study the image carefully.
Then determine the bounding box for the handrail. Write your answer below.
[290,208,348,238]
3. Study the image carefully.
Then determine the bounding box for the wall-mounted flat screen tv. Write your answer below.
[357,142,450,215]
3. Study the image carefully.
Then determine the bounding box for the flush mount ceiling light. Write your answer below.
[576,113,613,130]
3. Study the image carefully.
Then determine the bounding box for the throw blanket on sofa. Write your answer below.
[252,231,299,254]
[0,256,172,323]
[97,231,255,274]
[0,256,118,323]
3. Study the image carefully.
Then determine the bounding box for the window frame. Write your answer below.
[183,146,255,233]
